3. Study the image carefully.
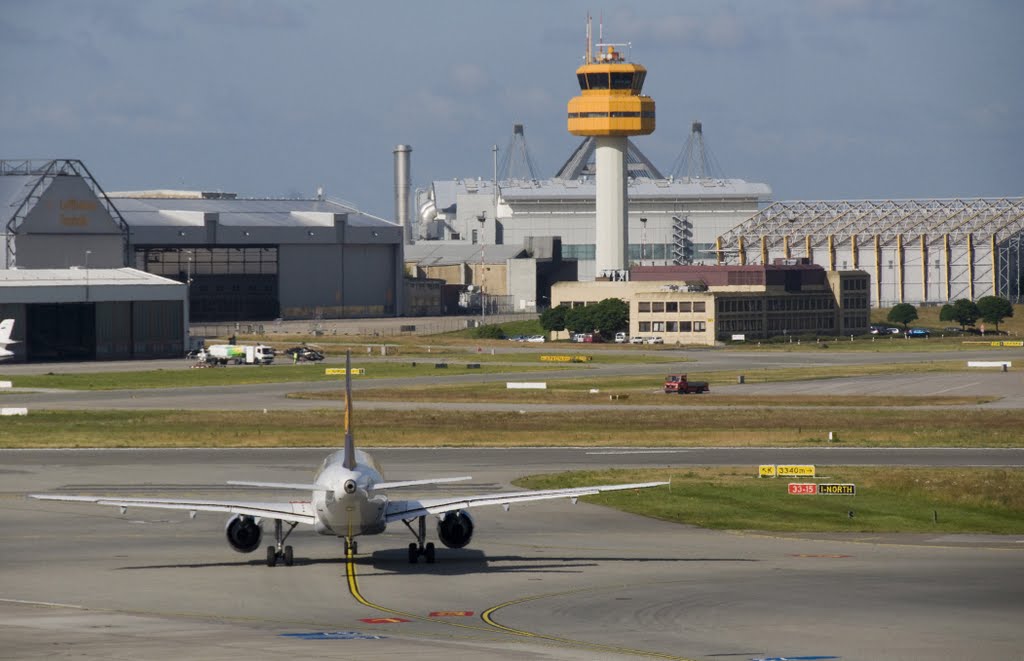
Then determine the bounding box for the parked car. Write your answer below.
[906,328,931,337]
[526,335,546,343]
[614,332,628,343]
[629,336,645,344]
[645,336,664,345]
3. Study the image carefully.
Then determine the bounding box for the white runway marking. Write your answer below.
[925,381,980,395]
[0,598,85,609]
[586,449,691,455]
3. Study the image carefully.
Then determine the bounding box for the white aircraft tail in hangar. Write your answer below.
[31,351,668,566]
[0,319,17,360]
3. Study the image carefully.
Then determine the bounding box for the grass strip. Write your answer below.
[514,466,1024,534]
[2,408,1022,449]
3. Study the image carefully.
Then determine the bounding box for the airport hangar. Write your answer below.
[1,159,404,362]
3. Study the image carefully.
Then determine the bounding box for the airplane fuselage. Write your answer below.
[311,449,387,538]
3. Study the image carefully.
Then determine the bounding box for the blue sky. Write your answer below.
[2,1,1021,218]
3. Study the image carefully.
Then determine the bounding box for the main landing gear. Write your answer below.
[266,519,298,567]
[344,537,358,556]
[403,515,435,564]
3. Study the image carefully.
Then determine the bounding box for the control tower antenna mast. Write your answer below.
[567,16,655,276]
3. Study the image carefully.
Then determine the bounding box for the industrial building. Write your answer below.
[715,198,1024,306]
[0,158,407,361]
[2,160,405,326]
[551,261,870,345]
[414,123,772,283]
[0,268,186,361]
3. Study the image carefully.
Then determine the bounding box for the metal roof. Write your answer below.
[404,243,527,266]
[111,196,396,229]
[718,197,1024,253]
[0,267,181,288]
[499,177,772,201]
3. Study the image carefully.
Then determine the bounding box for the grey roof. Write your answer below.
[111,196,396,229]
[499,177,772,201]
[0,267,181,288]
[404,243,528,266]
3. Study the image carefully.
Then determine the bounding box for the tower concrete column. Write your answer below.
[595,136,628,274]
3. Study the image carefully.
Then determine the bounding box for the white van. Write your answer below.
[614,332,628,343]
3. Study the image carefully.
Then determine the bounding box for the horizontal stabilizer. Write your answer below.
[375,476,473,490]
[226,480,327,491]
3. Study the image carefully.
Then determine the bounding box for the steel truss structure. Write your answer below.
[2,159,129,268]
[716,198,1024,306]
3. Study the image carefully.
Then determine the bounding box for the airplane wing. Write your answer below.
[383,480,669,522]
[29,494,316,525]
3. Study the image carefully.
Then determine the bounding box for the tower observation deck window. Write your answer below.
[577,73,588,89]
[632,71,646,92]
[610,72,634,89]
[585,73,610,89]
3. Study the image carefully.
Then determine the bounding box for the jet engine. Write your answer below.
[436,510,474,549]
[225,514,262,553]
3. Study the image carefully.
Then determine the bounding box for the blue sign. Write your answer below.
[280,631,385,640]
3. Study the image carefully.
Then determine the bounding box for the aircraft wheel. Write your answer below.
[408,543,418,564]
[350,540,358,555]
[425,542,436,564]
[283,545,294,566]
[266,546,278,567]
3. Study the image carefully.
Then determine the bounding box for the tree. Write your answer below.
[564,305,596,335]
[886,303,918,329]
[939,304,955,323]
[977,296,1014,331]
[949,298,980,329]
[588,298,629,340]
[539,304,570,332]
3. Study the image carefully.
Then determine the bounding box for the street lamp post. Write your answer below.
[84,250,91,302]
[477,212,486,324]
[640,217,647,266]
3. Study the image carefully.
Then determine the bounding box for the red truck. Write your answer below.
[663,374,710,394]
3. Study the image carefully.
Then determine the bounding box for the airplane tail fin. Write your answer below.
[0,319,14,346]
[342,350,356,470]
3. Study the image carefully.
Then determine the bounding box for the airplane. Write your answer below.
[31,351,668,566]
[0,318,17,360]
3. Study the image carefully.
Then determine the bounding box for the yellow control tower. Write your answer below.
[568,19,655,276]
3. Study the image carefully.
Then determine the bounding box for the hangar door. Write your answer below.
[26,304,96,361]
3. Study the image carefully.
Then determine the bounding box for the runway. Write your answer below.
[3,448,1023,660]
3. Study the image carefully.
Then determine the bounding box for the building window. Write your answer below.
[679,301,692,312]
[638,322,651,332]
[638,301,651,313]
[652,302,664,313]
[652,321,664,332]
[666,302,678,313]
[693,301,706,312]
[678,321,692,332]
[694,321,706,332]
[666,321,678,332]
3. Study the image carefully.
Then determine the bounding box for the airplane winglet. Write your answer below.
[342,350,356,470]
